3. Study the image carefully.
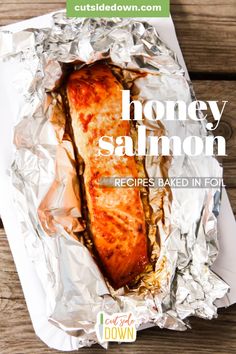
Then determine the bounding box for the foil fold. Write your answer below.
[0,12,229,348]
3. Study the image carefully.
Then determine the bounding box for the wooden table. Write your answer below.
[0,1,236,353]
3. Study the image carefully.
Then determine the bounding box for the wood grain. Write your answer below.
[171,0,236,74]
[0,1,235,74]
[0,0,65,25]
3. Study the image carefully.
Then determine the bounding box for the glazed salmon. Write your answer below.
[67,63,148,289]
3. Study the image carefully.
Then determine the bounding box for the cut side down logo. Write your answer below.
[95,311,137,343]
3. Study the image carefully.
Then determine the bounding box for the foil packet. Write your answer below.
[0,12,229,348]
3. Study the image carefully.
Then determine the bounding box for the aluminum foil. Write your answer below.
[0,12,229,348]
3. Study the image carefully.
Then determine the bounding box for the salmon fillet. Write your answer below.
[67,63,148,289]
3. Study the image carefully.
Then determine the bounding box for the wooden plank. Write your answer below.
[0,1,65,25]
[0,229,23,300]
[171,0,236,74]
[0,1,235,74]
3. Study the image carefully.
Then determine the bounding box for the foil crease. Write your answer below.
[0,12,229,348]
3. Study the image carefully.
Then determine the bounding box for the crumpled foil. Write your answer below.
[0,12,229,348]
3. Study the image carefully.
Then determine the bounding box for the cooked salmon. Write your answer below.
[67,63,148,289]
